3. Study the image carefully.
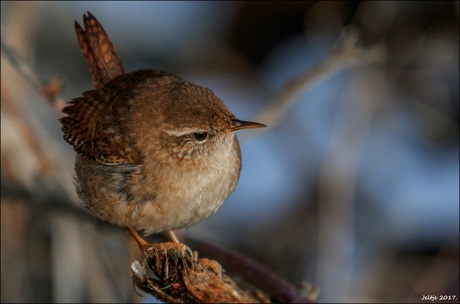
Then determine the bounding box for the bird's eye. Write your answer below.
[193,132,207,141]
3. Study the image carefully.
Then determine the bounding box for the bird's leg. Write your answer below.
[128,227,191,259]
[127,226,151,252]
[166,230,180,243]
[165,230,196,261]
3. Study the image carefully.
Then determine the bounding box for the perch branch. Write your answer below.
[191,238,318,303]
[131,242,271,303]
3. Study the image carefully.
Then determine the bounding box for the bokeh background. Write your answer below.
[1,1,458,303]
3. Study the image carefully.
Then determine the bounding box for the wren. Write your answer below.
[60,12,265,246]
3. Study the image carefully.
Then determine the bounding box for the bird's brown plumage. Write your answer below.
[60,12,265,240]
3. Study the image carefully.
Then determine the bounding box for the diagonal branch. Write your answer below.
[245,26,386,138]
[1,38,66,113]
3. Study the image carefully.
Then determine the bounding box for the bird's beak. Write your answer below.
[229,119,266,131]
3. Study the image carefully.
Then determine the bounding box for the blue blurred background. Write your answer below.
[1,1,458,303]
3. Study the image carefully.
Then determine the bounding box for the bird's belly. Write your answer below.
[130,161,238,234]
[75,152,239,235]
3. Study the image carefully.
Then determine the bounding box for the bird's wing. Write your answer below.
[61,88,142,165]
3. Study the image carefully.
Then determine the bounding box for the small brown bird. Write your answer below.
[60,12,265,248]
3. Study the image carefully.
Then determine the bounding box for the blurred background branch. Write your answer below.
[248,26,385,135]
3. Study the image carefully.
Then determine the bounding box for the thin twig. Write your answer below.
[244,26,386,139]
[1,38,66,113]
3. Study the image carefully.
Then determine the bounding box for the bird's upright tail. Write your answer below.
[74,12,125,90]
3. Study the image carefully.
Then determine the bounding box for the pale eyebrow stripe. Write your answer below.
[164,128,205,137]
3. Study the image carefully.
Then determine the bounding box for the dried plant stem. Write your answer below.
[191,238,318,303]
[131,242,272,303]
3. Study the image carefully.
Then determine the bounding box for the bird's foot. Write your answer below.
[143,241,194,261]
[197,257,223,279]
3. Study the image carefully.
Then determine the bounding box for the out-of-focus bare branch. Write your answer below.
[1,39,66,113]
[247,26,386,137]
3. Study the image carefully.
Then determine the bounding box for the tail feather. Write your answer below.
[75,12,124,89]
